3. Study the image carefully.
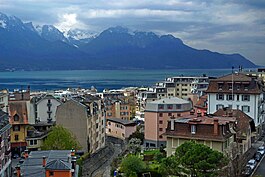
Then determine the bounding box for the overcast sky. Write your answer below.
[0,0,264,66]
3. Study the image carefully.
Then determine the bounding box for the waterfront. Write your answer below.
[0,69,234,91]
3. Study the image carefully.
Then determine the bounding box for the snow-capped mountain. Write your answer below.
[0,12,257,71]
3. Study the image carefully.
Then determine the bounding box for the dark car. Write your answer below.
[255,152,262,162]
[242,166,252,177]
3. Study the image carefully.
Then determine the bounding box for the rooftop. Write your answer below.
[107,118,137,126]
[151,97,190,104]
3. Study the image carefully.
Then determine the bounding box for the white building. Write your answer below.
[0,89,9,113]
[30,94,62,124]
[206,73,265,136]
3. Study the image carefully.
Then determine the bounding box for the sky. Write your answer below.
[0,0,265,66]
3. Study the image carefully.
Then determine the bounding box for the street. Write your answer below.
[253,154,265,177]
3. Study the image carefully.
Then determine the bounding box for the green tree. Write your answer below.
[128,138,141,154]
[41,125,81,150]
[128,126,144,144]
[121,155,146,177]
[158,156,180,176]
[175,141,228,177]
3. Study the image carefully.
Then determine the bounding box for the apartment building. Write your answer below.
[105,98,131,121]
[8,89,30,156]
[0,110,12,177]
[29,94,62,124]
[144,97,192,148]
[205,73,265,136]
[164,114,237,157]
[56,95,105,153]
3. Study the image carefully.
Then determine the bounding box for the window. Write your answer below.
[159,135,163,138]
[108,128,111,132]
[177,113,181,117]
[159,113,163,117]
[159,128,163,131]
[168,113,172,116]
[244,84,249,90]
[236,85,240,90]
[15,135,19,141]
[216,94,224,100]
[176,104,181,109]
[191,125,196,134]
[228,105,232,109]
[228,84,232,90]
[236,105,239,110]
[167,104,173,109]
[159,120,163,124]
[242,95,250,101]
[242,105,250,113]
[122,133,125,137]
[218,83,223,90]
[237,95,240,101]
[14,114,19,121]
[34,140,37,144]
[226,94,234,101]
[13,125,20,131]
[158,104,164,109]
[216,104,224,111]
[49,171,54,176]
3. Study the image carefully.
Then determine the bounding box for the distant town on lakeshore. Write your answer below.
[1,67,265,176]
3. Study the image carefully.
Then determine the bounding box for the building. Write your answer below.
[0,110,12,177]
[106,118,137,140]
[29,94,62,124]
[0,89,8,113]
[214,108,255,155]
[164,114,237,157]
[105,98,131,121]
[144,97,192,148]
[8,89,30,156]
[164,76,210,99]
[56,95,105,153]
[194,95,208,116]
[205,73,265,137]
[17,150,78,177]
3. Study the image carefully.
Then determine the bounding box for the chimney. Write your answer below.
[16,164,21,177]
[190,110,195,115]
[24,150,29,159]
[214,118,219,135]
[170,120,175,131]
[42,156,46,167]
[197,111,202,117]
[71,149,75,156]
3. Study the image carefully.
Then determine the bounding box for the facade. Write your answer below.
[144,97,192,148]
[105,98,131,120]
[164,114,237,157]
[30,94,62,124]
[56,95,105,153]
[214,108,255,155]
[0,90,8,113]
[8,89,30,156]
[205,73,265,136]
[0,111,12,177]
[17,150,77,177]
[194,95,208,116]
[106,118,137,139]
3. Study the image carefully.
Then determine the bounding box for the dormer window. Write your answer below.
[14,114,19,121]
[228,84,232,90]
[191,125,196,134]
[218,83,223,90]
[158,104,164,109]
[167,104,173,109]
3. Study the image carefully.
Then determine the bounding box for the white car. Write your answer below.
[257,146,265,155]
[247,159,257,170]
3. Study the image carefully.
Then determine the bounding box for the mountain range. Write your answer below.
[0,12,256,71]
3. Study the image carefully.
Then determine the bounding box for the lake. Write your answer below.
[0,69,232,91]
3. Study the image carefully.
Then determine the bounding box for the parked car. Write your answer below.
[12,154,19,159]
[257,146,265,155]
[255,152,262,162]
[242,166,252,177]
[247,159,257,170]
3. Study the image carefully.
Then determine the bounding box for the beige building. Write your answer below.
[56,95,105,153]
[164,115,237,157]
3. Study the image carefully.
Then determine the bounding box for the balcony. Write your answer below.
[47,103,52,107]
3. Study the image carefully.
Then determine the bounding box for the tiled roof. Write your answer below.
[46,159,71,170]
[194,95,207,109]
[205,73,263,94]
[20,150,71,177]
[9,101,29,124]
[151,97,190,104]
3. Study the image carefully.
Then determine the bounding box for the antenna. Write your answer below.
[232,66,234,109]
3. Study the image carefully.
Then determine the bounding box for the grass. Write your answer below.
[144,149,160,155]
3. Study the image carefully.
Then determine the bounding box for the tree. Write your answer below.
[128,126,144,144]
[158,156,180,176]
[128,138,141,154]
[120,155,146,177]
[175,141,228,177]
[41,125,81,150]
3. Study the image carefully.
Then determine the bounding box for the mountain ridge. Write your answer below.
[0,12,257,71]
